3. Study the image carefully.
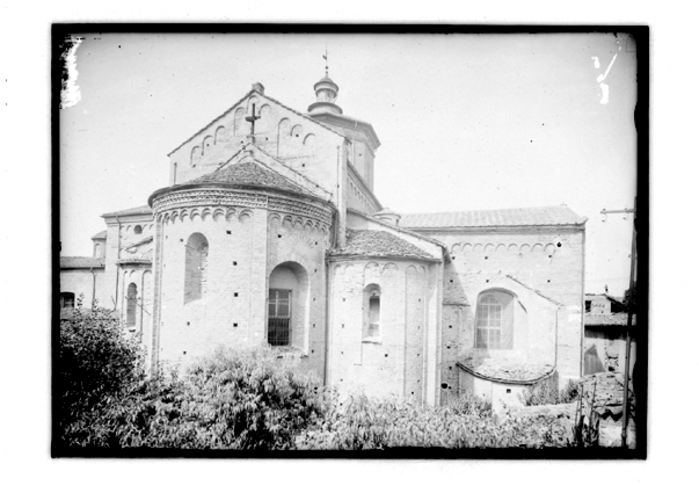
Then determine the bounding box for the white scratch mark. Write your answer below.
[593,44,622,105]
[60,35,83,109]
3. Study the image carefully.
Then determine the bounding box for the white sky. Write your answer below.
[60,32,637,295]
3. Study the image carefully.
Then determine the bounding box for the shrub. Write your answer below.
[295,393,571,449]
[58,300,144,443]
[521,379,580,407]
[66,347,327,450]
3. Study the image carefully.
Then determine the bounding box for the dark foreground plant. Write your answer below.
[62,347,327,450]
[58,301,144,443]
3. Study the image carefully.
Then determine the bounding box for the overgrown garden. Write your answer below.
[57,304,584,451]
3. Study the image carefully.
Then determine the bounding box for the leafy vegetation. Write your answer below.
[57,308,578,450]
[58,300,144,443]
[296,394,571,449]
[520,378,580,407]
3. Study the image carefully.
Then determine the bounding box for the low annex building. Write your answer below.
[60,73,587,407]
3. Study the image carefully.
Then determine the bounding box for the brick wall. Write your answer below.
[419,227,585,389]
[327,259,436,403]
[150,188,333,380]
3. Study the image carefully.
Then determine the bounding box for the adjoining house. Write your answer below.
[583,293,636,376]
[60,73,587,407]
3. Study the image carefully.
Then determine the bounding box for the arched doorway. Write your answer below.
[268,262,309,349]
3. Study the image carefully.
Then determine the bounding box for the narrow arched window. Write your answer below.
[475,290,514,349]
[364,284,381,339]
[60,292,75,309]
[126,283,138,328]
[134,225,142,235]
[184,233,208,304]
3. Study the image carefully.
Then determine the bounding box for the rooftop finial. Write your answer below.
[322,46,329,76]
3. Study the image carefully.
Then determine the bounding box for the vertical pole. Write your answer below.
[621,197,637,448]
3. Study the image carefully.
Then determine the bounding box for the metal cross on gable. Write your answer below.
[245,103,261,141]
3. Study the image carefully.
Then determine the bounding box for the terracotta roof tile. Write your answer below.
[401,205,586,228]
[457,352,555,384]
[188,162,313,196]
[585,313,637,326]
[330,229,439,261]
[101,205,153,218]
[60,256,105,269]
[91,230,107,240]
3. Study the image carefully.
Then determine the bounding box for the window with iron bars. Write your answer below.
[268,289,291,346]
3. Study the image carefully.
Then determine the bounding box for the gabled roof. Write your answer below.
[505,274,563,307]
[91,230,107,240]
[101,205,153,218]
[401,205,586,229]
[330,229,440,261]
[124,236,153,251]
[168,88,345,156]
[347,208,446,250]
[188,161,314,197]
[60,256,105,269]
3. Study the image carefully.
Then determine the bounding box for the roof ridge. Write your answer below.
[505,274,563,306]
[224,143,334,198]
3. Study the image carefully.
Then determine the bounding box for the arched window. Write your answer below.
[134,225,142,235]
[268,262,309,348]
[184,233,208,304]
[60,292,75,309]
[94,242,103,257]
[475,290,514,349]
[126,283,138,328]
[364,284,381,339]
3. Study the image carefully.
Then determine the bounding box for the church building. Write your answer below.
[60,72,587,407]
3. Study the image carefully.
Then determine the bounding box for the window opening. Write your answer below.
[184,233,208,304]
[60,292,75,309]
[268,288,291,346]
[134,225,142,235]
[364,284,381,339]
[475,291,514,349]
[126,283,138,328]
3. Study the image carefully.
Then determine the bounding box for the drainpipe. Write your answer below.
[114,216,122,311]
[90,266,97,310]
[323,254,330,387]
[323,207,339,387]
[580,226,586,378]
[139,269,146,335]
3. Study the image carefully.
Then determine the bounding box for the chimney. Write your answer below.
[252,82,265,95]
[374,208,401,226]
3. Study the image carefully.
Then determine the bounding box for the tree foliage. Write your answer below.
[58,301,144,442]
[62,348,326,450]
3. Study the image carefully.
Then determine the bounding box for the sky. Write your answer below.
[60,32,637,295]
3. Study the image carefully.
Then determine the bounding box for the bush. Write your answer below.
[66,347,327,450]
[58,300,144,443]
[295,393,571,449]
[521,379,580,407]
